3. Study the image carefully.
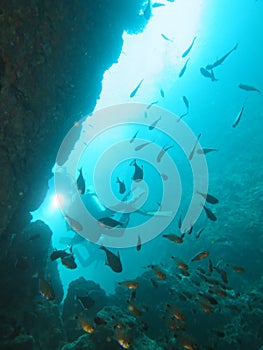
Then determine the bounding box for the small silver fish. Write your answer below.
[149,116,161,130]
[182,36,197,58]
[179,59,190,78]
[232,105,245,128]
[130,79,144,98]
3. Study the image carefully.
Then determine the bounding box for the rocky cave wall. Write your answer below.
[0,0,147,239]
[0,1,148,348]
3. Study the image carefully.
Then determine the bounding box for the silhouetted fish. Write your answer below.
[179,59,190,78]
[200,67,218,81]
[203,205,217,221]
[149,116,161,130]
[50,248,70,261]
[98,217,123,229]
[100,246,122,273]
[116,177,126,194]
[135,140,154,151]
[61,247,77,269]
[161,33,173,42]
[197,148,218,154]
[152,2,165,7]
[182,36,197,58]
[178,112,188,122]
[137,235,142,251]
[157,144,174,163]
[206,43,238,70]
[238,83,261,93]
[189,133,201,160]
[130,79,144,98]
[232,105,245,128]
[76,168,85,194]
[182,95,189,110]
[160,88,165,98]
[129,130,139,143]
[130,159,144,182]
[196,191,219,204]
[178,213,182,229]
[196,227,205,239]
[146,101,158,110]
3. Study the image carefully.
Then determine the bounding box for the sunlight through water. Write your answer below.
[31,0,205,294]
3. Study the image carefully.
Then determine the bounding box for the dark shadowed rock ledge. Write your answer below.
[0,0,147,238]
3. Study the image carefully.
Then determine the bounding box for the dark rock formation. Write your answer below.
[0,0,147,238]
[0,0,149,348]
[0,220,65,349]
[62,277,108,342]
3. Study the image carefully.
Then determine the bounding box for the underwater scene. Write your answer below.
[1,0,263,349]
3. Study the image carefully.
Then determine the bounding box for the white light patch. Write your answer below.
[96,0,205,109]
[50,193,65,210]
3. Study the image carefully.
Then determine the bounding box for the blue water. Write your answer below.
[31,0,263,347]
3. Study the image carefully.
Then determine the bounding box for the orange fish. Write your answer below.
[127,302,143,317]
[179,336,199,350]
[115,329,131,349]
[76,316,95,334]
[166,304,185,321]
[191,251,209,262]
[198,301,214,313]
[118,280,139,290]
[227,264,245,273]
[149,265,167,280]
[180,270,190,277]
[39,277,55,301]
[171,256,189,270]
[163,233,184,243]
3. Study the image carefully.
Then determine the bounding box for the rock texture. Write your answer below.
[0,220,65,349]
[0,0,147,238]
[0,1,148,348]
[62,277,108,342]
